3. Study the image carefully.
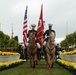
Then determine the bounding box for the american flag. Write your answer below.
[23,6,28,48]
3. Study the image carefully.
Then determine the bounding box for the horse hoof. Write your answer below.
[33,66,35,68]
[33,64,36,68]
[30,65,32,68]
[47,63,51,69]
[51,66,53,68]
[51,63,54,68]
[35,61,38,65]
[30,66,32,68]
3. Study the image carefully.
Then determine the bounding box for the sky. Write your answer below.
[0,0,76,44]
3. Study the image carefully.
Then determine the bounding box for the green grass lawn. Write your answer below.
[0,60,72,75]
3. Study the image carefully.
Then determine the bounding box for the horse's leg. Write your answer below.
[27,51,32,68]
[45,52,47,63]
[43,46,47,63]
[50,54,54,68]
[50,49,55,68]
[45,47,51,69]
[50,54,53,68]
[30,58,32,68]
[29,55,32,68]
[27,47,32,68]
[44,51,47,63]
[44,52,47,65]
[46,53,51,69]
[34,53,38,65]
[33,54,37,68]
[32,55,34,68]
[31,56,34,68]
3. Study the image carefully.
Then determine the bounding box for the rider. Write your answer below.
[27,24,37,38]
[43,23,56,45]
[43,23,56,68]
[27,24,41,60]
[43,23,56,62]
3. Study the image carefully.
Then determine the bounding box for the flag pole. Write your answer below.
[42,4,44,53]
[11,23,14,38]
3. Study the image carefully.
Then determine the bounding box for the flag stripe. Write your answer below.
[23,21,27,24]
[23,25,27,29]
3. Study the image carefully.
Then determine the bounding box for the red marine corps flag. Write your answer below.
[37,4,44,46]
[23,6,28,48]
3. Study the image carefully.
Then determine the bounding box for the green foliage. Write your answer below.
[66,33,74,46]
[3,34,10,47]
[60,31,76,48]
[9,38,19,49]
[13,36,19,42]
[73,31,76,44]
[0,31,19,50]
[60,39,68,47]
[0,31,5,47]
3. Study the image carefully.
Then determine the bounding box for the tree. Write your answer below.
[73,31,76,44]
[9,38,19,50]
[0,31,19,50]
[13,36,19,42]
[3,34,10,49]
[66,33,74,46]
[60,39,68,48]
[0,31,5,48]
[60,31,76,49]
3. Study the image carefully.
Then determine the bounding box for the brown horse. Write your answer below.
[45,32,56,69]
[27,33,38,68]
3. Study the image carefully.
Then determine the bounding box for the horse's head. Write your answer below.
[48,32,55,43]
[29,33,35,43]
